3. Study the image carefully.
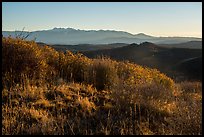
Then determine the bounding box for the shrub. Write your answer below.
[2,37,47,87]
[40,45,60,83]
[91,58,119,90]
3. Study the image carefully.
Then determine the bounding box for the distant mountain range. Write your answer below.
[2,27,202,45]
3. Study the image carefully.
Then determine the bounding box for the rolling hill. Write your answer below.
[47,43,128,52]
[158,41,202,49]
[83,42,202,81]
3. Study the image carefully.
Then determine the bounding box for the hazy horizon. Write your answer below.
[2,2,202,38]
[2,27,202,38]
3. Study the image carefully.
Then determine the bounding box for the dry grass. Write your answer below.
[2,37,202,135]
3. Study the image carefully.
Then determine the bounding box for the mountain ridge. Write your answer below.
[2,27,202,45]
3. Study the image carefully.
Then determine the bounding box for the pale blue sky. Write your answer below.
[2,2,202,38]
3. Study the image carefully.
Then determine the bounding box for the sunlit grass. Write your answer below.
[2,37,202,135]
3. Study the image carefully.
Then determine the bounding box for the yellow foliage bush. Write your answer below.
[2,37,47,87]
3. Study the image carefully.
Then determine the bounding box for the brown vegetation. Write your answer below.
[2,37,202,135]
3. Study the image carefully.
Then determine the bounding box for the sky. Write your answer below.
[2,2,202,38]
